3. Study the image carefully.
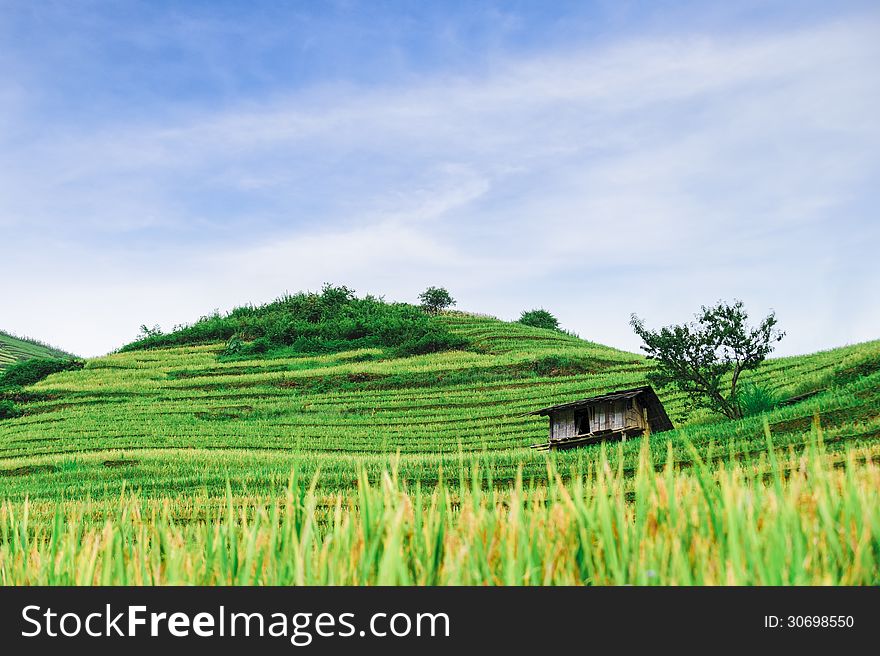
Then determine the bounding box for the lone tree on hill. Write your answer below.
[630,300,784,419]
[419,287,456,314]
[137,324,163,340]
[518,308,560,331]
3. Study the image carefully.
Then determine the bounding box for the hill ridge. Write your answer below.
[0,329,75,369]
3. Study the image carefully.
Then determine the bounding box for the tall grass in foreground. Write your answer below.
[1,428,878,585]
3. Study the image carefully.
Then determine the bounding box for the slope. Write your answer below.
[1,312,879,506]
[0,330,74,369]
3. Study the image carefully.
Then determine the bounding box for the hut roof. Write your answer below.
[528,385,674,432]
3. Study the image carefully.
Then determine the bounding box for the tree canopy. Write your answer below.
[418,287,456,314]
[518,309,560,331]
[630,300,784,419]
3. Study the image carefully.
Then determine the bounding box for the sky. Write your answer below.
[1,0,878,358]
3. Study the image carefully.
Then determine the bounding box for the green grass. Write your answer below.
[120,285,467,358]
[2,429,877,585]
[0,311,878,584]
[0,330,74,370]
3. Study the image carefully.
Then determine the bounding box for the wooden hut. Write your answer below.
[529,386,673,451]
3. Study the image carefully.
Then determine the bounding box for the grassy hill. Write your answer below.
[0,330,74,369]
[1,306,878,584]
[1,311,878,500]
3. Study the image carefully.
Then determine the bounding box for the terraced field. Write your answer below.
[0,330,73,369]
[1,312,878,508]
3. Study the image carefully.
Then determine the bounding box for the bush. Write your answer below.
[736,382,779,417]
[531,355,597,377]
[396,328,469,357]
[0,400,22,420]
[137,324,164,340]
[534,355,567,376]
[418,287,456,314]
[0,358,85,389]
[222,335,244,356]
[123,284,470,359]
[518,309,560,331]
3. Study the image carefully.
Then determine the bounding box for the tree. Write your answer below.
[419,287,456,314]
[137,324,163,340]
[518,308,559,331]
[319,283,356,308]
[630,300,784,419]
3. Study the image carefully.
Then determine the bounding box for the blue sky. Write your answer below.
[1,1,878,357]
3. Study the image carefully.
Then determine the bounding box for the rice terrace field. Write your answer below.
[1,300,879,585]
[0,331,73,370]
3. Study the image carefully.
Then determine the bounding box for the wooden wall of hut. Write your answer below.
[588,401,628,432]
[550,399,650,442]
[626,399,649,431]
[549,409,577,441]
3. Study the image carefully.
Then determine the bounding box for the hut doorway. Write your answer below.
[575,410,590,436]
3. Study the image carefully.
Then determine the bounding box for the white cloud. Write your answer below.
[1,17,878,357]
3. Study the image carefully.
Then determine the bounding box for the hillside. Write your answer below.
[0,330,74,369]
[1,311,878,506]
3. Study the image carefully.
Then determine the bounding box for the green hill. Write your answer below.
[1,298,879,585]
[1,310,878,505]
[0,330,74,369]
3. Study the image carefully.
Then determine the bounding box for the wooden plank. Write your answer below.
[544,427,647,451]
[613,400,624,430]
[550,409,577,442]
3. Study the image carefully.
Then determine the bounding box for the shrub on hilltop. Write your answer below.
[518,309,560,331]
[418,287,456,314]
[122,284,469,358]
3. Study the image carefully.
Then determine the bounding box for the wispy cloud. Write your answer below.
[1,13,878,357]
